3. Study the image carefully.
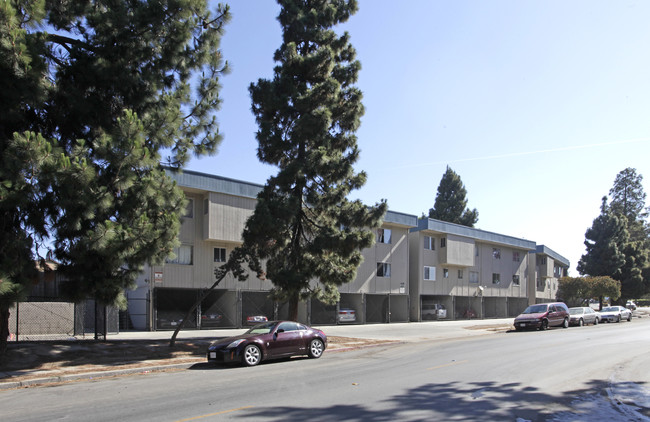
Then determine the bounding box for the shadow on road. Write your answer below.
[237,379,647,421]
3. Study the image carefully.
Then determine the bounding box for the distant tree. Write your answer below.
[577,197,627,281]
[1,1,230,354]
[609,168,648,227]
[556,277,590,307]
[428,166,478,227]
[243,0,387,321]
[589,276,621,309]
[557,276,620,309]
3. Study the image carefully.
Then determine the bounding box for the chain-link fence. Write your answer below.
[7,299,119,342]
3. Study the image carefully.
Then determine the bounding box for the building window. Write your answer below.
[424,236,434,250]
[424,266,436,281]
[377,228,392,244]
[513,252,520,262]
[512,275,520,285]
[475,245,479,257]
[183,198,194,218]
[441,237,446,248]
[214,247,226,263]
[167,245,193,265]
[537,256,547,265]
[443,268,449,278]
[493,248,501,259]
[458,269,463,279]
[377,262,391,277]
[537,277,544,289]
[469,271,479,283]
[203,198,209,214]
[492,273,500,284]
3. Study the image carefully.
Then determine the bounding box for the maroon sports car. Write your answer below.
[207,320,327,366]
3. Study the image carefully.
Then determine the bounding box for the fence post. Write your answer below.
[15,302,20,342]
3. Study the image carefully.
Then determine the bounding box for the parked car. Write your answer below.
[513,302,570,331]
[599,306,632,323]
[568,307,599,326]
[626,301,637,311]
[338,308,356,323]
[422,304,447,320]
[200,313,223,328]
[207,320,327,366]
[246,315,268,325]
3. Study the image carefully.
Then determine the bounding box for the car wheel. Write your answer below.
[243,344,261,367]
[616,315,621,323]
[562,318,569,328]
[540,320,549,331]
[627,314,632,322]
[308,338,324,359]
[578,318,584,327]
[594,318,599,325]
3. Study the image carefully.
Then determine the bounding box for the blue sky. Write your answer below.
[187,1,650,274]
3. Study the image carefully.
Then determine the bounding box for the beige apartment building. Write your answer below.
[125,169,569,330]
[408,219,569,321]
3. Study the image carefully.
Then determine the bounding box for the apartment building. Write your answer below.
[126,169,570,329]
[125,169,418,330]
[408,218,570,321]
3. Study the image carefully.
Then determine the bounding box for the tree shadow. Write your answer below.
[0,337,219,373]
[237,379,644,421]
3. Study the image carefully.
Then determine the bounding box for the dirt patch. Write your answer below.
[463,324,513,332]
[0,336,394,384]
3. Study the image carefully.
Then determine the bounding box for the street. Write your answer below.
[2,318,649,421]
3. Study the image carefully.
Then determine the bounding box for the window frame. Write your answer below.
[377,228,392,244]
[377,262,391,277]
[214,247,227,263]
[167,244,193,265]
[424,266,436,281]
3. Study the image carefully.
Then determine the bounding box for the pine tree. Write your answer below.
[243,0,387,321]
[606,168,650,302]
[1,1,230,353]
[428,166,479,227]
[577,197,628,280]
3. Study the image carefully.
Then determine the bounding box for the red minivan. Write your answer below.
[513,302,570,331]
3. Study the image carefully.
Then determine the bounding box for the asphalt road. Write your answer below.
[2,318,649,422]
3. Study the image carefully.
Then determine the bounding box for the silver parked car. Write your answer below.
[568,307,599,326]
[599,306,632,323]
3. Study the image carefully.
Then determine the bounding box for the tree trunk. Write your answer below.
[169,273,226,348]
[288,292,299,322]
[0,307,10,356]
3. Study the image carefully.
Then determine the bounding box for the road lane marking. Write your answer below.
[174,406,254,421]
[427,360,468,370]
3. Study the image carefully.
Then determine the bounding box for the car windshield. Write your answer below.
[601,307,616,312]
[245,321,276,334]
[569,308,583,315]
[522,304,547,314]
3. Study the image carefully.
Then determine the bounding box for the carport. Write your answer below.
[484,297,507,318]
[366,294,389,323]
[241,291,275,327]
[200,289,237,328]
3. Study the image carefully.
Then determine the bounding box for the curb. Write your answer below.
[0,362,198,390]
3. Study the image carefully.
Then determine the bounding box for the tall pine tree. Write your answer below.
[243,0,387,321]
[607,168,650,300]
[1,1,230,353]
[428,166,478,227]
[578,197,628,280]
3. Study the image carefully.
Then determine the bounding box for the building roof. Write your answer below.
[412,218,537,251]
[536,245,570,267]
[166,168,418,228]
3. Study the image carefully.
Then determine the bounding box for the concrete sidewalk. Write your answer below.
[0,318,513,390]
[111,317,514,342]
